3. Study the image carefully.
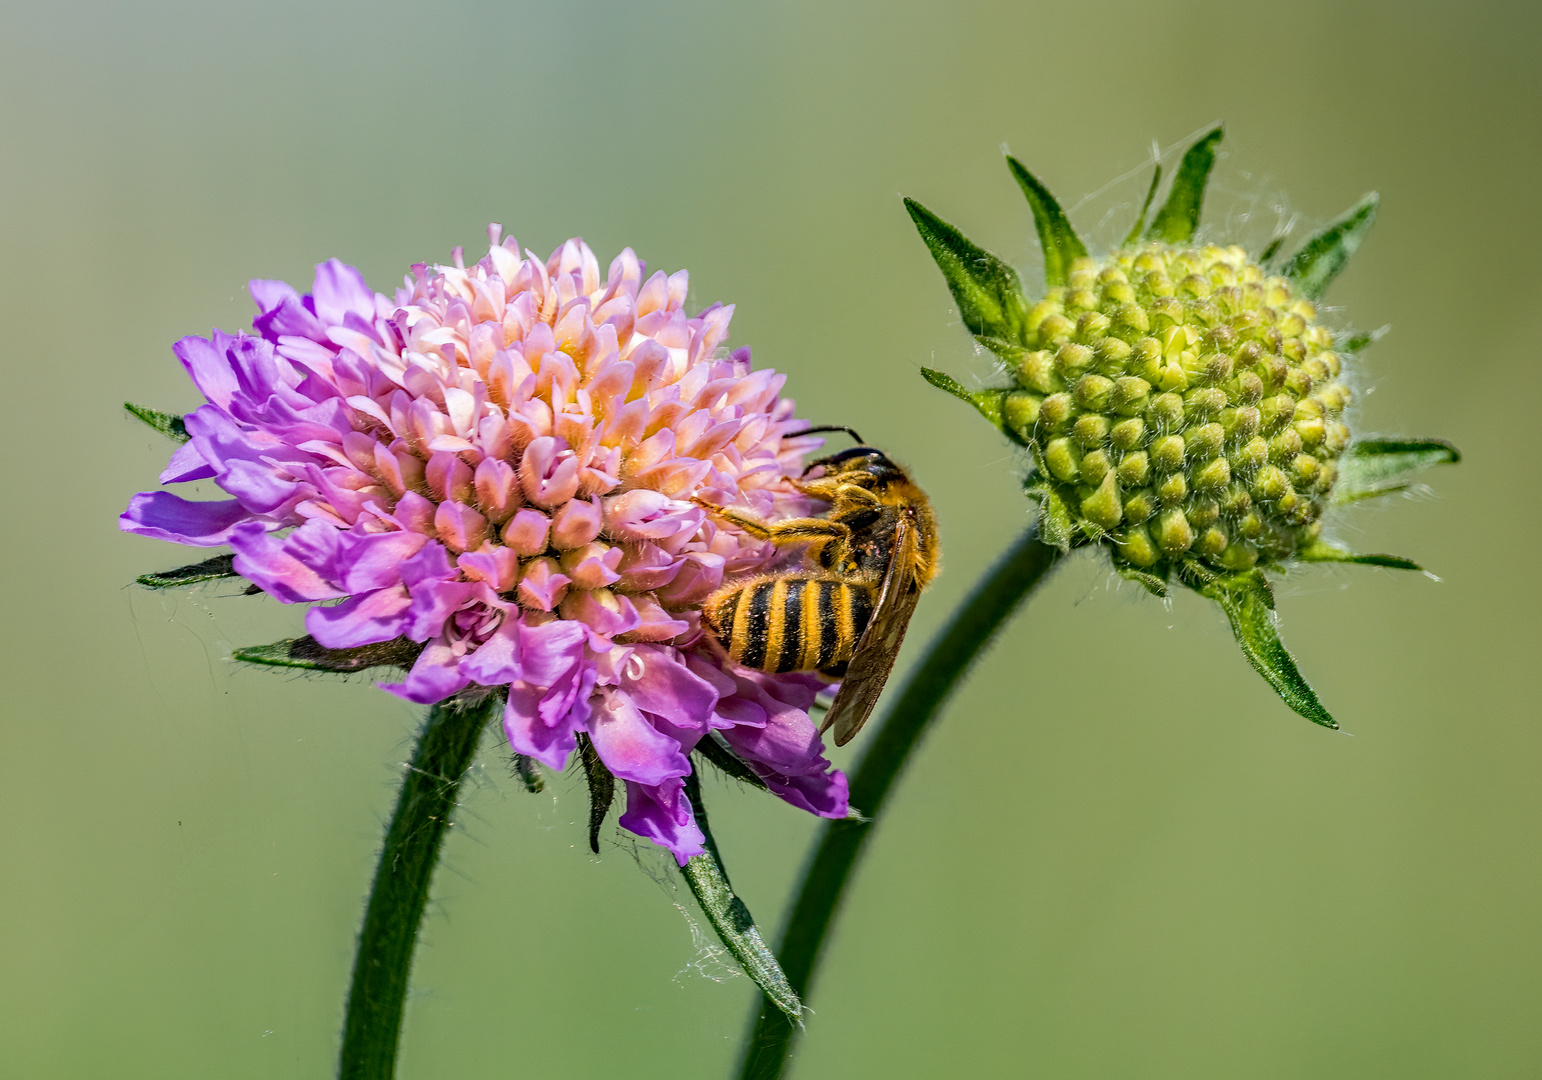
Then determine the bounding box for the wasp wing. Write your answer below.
[820,516,922,747]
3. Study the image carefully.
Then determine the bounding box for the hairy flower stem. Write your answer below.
[338,692,501,1080]
[735,529,1062,1080]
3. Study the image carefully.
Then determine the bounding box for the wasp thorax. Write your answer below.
[1005,245,1351,571]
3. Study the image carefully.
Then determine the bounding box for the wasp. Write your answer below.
[699,427,939,746]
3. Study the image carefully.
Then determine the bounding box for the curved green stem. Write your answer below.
[338,691,502,1080]
[735,529,1062,1080]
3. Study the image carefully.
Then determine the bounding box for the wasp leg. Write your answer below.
[695,500,853,566]
[791,477,882,505]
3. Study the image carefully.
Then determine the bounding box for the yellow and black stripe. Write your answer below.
[712,577,876,674]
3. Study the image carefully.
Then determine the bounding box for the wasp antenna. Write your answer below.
[788,424,866,445]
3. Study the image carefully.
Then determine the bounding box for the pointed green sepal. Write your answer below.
[1005,155,1088,288]
[1124,165,1163,247]
[1114,557,1169,598]
[1342,325,1389,353]
[973,334,1026,365]
[1332,437,1460,504]
[921,367,1015,438]
[1281,192,1379,300]
[1188,566,1336,728]
[904,197,1028,344]
[679,774,802,1021]
[125,402,189,443]
[232,635,424,673]
[1297,540,1422,571]
[1258,235,1286,266]
[693,735,769,791]
[136,553,239,588]
[1026,482,1075,552]
[577,734,615,854]
[1145,126,1224,244]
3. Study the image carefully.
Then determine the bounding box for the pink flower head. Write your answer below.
[122,228,849,862]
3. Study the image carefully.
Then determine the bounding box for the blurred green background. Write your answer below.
[2,0,1538,1076]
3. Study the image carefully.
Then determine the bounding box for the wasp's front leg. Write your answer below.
[792,476,882,506]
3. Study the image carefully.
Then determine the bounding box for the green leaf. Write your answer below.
[577,734,614,854]
[1005,155,1088,288]
[1026,482,1075,552]
[904,197,1028,344]
[125,402,190,442]
[1193,568,1336,729]
[1258,235,1286,266]
[136,553,238,588]
[1297,540,1422,571]
[1114,557,1169,597]
[232,635,424,673]
[920,367,1013,436]
[1281,192,1379,300]
[693,735,769,791]
[1332,437,1461,504]
[1123,165,1163,247]
[1342,325,1389,353]
[1145,126,1224,244]
[679,774,802,1022]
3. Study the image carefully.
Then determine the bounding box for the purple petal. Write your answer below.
[218,458,309,517]
[502,659,595,771]
[587,689,689,786]
[172,334,239,410]
[404,578,476,641]
[459,618,522,685]
[720,705,828,777]
[518,619,588,687]
[253,296,329,344]
[120,492,253,546]
[248,278,300,315]
[228,520,347,602]
[380,637,470,704]
[157,439,216,484]
[311,259,377,328]
[335,530,431,594]
[397,540,455,586]
[619,779,704,865]
[760,768,849,819]
[305,585,412,648]
[622,647,719,730]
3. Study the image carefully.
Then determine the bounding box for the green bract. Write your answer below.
[911,127,1458,729]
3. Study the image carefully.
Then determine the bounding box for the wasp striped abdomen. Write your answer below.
[706,577,875,675]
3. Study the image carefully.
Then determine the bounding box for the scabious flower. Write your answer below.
[909,127,1458,728]
[122,227,849,862]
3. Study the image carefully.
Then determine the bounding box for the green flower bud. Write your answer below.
[1003,390,1041,434]
[1116,450,1150,486]
[1081,471,1124,530]
[1040,392,1075,429]
[1151,434,1186,472]
[1110,416,1147,450]
[962,237,1360,574]
[1124,489,1157,524]
[1017,350,1061,393]
[1045,437,1081,481]
[914,135,1456,736]
[1075,374,1116,412]
[1073,413,1111,448]
[1156,506,1194,554]
[1081,448,1112,485]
